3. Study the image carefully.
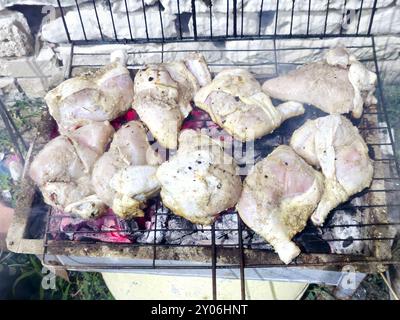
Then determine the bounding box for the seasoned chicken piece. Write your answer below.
[45,53,134,133]
[133,53,211,149]
[290,115,373,226]
[237,145,324,264]
[194,68,304,141]
[92,121,162,218]
[29,122,114,219]
[262,47,377,118]
[156,130,242,225]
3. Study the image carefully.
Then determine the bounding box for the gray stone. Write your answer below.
[187,11,260,37]
[0,77,16,95]
[0,10,33,57]
[348,6,400,34]
[41,3,177,43]
[0,46,63,77]
[112,0,157,13]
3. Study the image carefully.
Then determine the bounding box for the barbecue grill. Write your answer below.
[2,0,400,299]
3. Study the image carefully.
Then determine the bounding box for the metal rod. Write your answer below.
[258,0,264,36]
[191,0,197,40]
[211,222,217,300]
[340,0,347,35]
[177,0,183,39]
[123,0,134,41]
[92,0,104,41]
[324,0,330,35]
[371,35,400,176]
[57,0,71,42]
[274,0,279,36]
[240,0,244,36]
[368,0,378,35]
[158,1,165,42]
[141,0,149,41]
[307,0,311,35]
[233,0,237,37]
[209,0,213,38]
[107,0,118,41]
[0,99,26,163]
[356,0,364,35]
[238,215,246,300]
[75,0,87,41]
[290,0,295,36]
[226,0,229,37]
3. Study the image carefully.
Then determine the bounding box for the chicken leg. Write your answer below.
[237,145,324,264]
[194,68,304,141]
[290,115,374,226]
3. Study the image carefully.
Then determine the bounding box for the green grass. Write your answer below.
[0,251,113,300]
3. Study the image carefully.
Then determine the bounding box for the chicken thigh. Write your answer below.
[290,115,373,226]
[29,121,115,219]
[156,129,242,225]
[194,68,304,141]
[262,47,377,118]
[45,52,134,133]
[236,145,324,264]
[92,120,162,218]
[133,53,211,149]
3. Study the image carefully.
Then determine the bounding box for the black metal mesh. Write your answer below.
[56,0,380,44]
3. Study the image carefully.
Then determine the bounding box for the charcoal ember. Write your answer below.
[135,205,168,244]
[322,209,367,255]
[214,213,242,245]
[245,231,274,250]
[49,209,132,243]
[165,216,197,244]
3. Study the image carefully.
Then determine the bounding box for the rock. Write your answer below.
[0,9,33,57]
[163,41,224,63]
[0,77,17,95]
[346,6,400,34]
[112,0,157,13]
[41,3,177,43]
[187,11,260,37]
[0,46,63,77]
[0,0,87,10]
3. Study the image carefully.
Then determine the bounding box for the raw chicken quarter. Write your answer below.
[29,121,115,219]
[92,120,162,219]
[156,129,243,225]
[290,114,374,226]
[262,47,377,118]
[194,68,305,141]
[45,61,134,133]
[133,53,211,149]
[237,145,324,264]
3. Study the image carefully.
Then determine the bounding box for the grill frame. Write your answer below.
[1,0,399,301]
[38,35,400,278]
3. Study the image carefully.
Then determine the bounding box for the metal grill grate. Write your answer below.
[0,0,399,301]
[37,36,400,302]
[55,0,380,44]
